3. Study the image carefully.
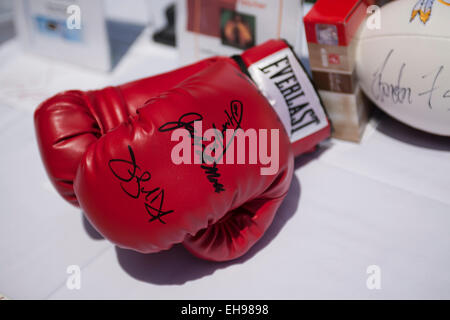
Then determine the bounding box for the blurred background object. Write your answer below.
[0,0,14,44]
[105,0,151,25]
[176,0,304,65]
[0,0,180,113]
[0,0,13,22]
[147,0,176,34]
[304,0,374,142]
[13,0,149,71]
[152,3,176,47]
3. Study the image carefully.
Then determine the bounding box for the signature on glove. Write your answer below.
[109,146,174,224]
[158,100,244,193]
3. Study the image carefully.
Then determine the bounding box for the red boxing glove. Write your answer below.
[74,61,294,261]
[35,39,329,207]
[35,57,226,205]
[35,39,330,261]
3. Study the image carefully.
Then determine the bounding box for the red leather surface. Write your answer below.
[74,61,294,261]
[35,57,233,206]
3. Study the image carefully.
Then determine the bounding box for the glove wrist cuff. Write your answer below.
[240,40,331,157]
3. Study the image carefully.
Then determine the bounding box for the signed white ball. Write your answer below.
[356,0,450,136]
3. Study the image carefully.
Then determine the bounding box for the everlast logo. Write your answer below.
[259,55,320,135]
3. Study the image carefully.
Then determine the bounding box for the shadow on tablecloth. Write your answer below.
[114,175,301,285]
[375,109,450,152]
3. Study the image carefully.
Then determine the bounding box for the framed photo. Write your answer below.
[14,0,112,71]
[220,8,255,50]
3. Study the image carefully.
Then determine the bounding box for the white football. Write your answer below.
[356,0,450,136]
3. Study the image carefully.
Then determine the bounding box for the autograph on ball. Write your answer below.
[371,49,450,110]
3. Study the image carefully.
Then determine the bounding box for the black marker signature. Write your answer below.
[221,100,244,133]
[159,113,203,138]
[444,90,450,110]
[158,100,244,193]
[109,146,174,224]
[371,49,413,105]
[372,50,450,111]
[201,163,225,193]
[210,100,244,164]
[418,65,450,110]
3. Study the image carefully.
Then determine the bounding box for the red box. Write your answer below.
[304,0,370,46]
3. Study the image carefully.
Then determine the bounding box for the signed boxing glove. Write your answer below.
[35,57,226,205]
[35,39,329,207]
[74,60,294,261]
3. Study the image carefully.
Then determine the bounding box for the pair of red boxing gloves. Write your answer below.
[35,40,330,262]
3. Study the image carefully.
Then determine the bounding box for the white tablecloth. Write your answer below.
[0,27,449,300]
